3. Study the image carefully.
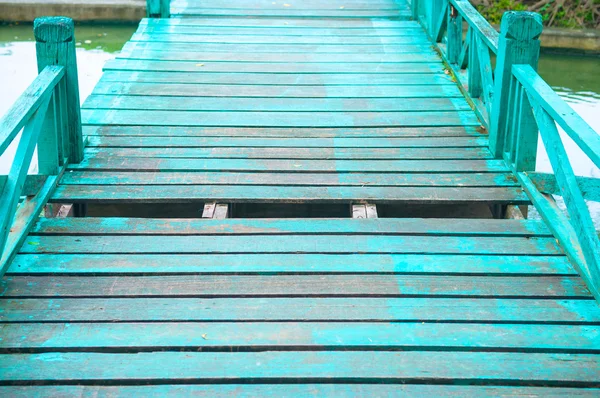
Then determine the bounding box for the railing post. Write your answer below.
[147,0,171,18]
[411,0,419,20]
[488,12,543,159]
[34,17,83,166]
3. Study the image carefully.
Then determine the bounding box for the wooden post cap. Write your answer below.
[499,11,543,41]
[33,17,74,43]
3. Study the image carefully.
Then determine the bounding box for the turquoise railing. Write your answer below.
[412,0,600,300]
[147,0,171,18]
[510,66,600,301]
[0,17,83,275]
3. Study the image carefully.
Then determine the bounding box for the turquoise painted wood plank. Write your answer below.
[82,147,493,160]
[0,385,597,398]
[1,298,598,322]
[30,218,548,236]
[130,33,430,45]
[122,42,433,54]
[1,321,598,351]
[82,125,483,138]
[19,235,557,255]
[81,110,479,128]
[50,185,529,204]
[103,59,447,73]
[91,82,463,98]
[2,274,588,297]
[60,171,516,186]
[7,253,575,275]
[83,95,469,112]
[135,25,425,36]
[0,321,597,352]
[119,50,439,63]
[2,351,597,384]
[172,10,411,18]
[84,136,486,148]
[99,71,455,85]
[138,17,419,28]
[68,158,510,172]
[170,0,404,11]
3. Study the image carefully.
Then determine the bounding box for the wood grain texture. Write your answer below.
[7,253,575,275]
[2,1,595,392]
[0,385,598,397]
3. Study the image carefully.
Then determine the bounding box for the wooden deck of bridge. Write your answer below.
[0,0,599,395]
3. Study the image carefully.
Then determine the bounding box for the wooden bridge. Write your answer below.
[1,0,599,395]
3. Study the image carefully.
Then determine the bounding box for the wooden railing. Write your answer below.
[510,66,600,301]
[147,0,171,18]
[0,17,83,275]
[412,1,600,300]
[412,0,501,128]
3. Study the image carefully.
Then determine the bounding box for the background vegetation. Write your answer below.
[470,0,599,28]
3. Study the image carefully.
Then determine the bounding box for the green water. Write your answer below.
[0,22,136,53]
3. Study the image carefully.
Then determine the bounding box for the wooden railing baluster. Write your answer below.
[447,5,462,64]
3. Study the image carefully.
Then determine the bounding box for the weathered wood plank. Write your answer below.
[60,171,517,187]
[29,217,550,236]
[84,95,470,112]
[18,235,558,255]
[83,147,493,160]
[168,0,405,11]
[2,351,597,384]
[84,136,486,148]
[91,82,464,98]
[120,50,439,63]
[82,125,484,138]
[1,275,589,297]
[126,32,432,47]
[50,185,529,204]
[0,322,597,351]
[99,71,455,85]
[127,36,431,47]
[0,385,597,397]
[138,17,419,28]
[172,9,411,18]
[82,109,480,127]
[6,253,576,275]
[67,158,511,173]
[103,59,446,73]
[135,25,425,36]
[2,297,597,322]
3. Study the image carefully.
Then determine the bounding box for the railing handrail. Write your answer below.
[512,64,600,168]
[449,0,499,53]
[0,66,64,156]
